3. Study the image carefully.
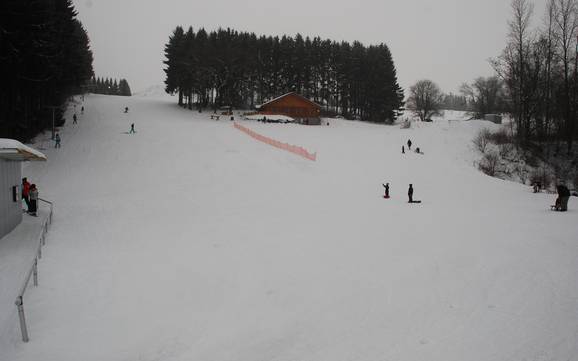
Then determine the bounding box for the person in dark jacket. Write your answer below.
[28,184,38,216]
[402,145,405,154]
[73,114,77,124]
[382,183,390,198]
[407,139,412,150]
[22,178,31,212]
[554,184,571,211]
[54,133,61,148]
[408,184,414,203]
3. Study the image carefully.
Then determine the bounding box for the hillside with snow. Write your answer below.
[1,94,577,361]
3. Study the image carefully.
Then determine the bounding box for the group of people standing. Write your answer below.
[382,138,424,203]
[382,183,421,203]
[21,177,39,216]
[402,139,423,154]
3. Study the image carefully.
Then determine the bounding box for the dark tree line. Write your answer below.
[0,0,93,140]
[492,0,578,154]
[163,27,404,123]
[441,93,471,111]
[89,77,132,96]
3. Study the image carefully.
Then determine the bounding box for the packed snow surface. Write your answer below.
[1,94,577,361]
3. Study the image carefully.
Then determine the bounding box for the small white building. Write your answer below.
[0,139,46,239]
[484,114,502,124]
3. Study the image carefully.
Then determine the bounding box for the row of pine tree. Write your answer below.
[163,27,405,123]
[89,77,132,96]
[0,0,94,140]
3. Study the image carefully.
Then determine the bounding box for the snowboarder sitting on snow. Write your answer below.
[124,106,129,113]
[553,184,571,211]
[382,183,390,198]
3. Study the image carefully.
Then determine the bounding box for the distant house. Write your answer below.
[256,92,322,125]
[0,139,46,239]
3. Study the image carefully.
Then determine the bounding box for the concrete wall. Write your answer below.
[0,159,22,239]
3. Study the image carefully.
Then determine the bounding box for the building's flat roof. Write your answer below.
[0,139,47,161]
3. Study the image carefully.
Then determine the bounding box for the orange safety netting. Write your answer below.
[234,122,317,161]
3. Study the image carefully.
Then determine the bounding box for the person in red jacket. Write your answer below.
[22,178,31,212]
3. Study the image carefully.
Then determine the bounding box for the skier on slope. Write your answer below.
[407,139,412,150]
[408,184,414,203]
[54,133,61,148]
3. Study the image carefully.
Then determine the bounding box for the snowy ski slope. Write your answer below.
[1,94,577,361]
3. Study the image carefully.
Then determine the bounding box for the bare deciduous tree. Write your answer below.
[553,0,578,153]
[460,76,504,118]
[407,79,444,122]
[492,0,535,141]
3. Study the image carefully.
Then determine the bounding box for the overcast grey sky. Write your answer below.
[73,0,546,94]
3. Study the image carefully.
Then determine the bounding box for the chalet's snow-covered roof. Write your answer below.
[257,92,321,109]
[0,139,47,161]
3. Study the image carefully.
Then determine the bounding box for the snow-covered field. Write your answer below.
[1,94,578,361]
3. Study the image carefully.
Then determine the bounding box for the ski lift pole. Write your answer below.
[15,296,29,342]
[46,106,59,140]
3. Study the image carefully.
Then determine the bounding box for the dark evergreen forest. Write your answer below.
[163,27,404,123]
[89,77,132,96]
[0,0,93,140]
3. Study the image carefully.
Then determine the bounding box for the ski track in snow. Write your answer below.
[1,95,578,361]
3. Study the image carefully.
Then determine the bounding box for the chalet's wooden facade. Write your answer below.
[257,92,321,125]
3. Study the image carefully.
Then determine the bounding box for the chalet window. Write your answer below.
[12,185,20,202]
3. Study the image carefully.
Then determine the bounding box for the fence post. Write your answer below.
[33,259,38,287]
[15,296,29,342]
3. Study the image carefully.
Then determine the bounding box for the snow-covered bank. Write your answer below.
[1,95,577,361]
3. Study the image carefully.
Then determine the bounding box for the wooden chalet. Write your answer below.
[256,92,321,125]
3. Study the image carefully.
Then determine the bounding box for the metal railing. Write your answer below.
[14,198,53,342]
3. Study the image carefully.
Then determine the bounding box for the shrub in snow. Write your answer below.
[529,168,552,190]
[478,151,500,176]
[499,143,515,160]
[473,128,491,153]
[487,128,512,145]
